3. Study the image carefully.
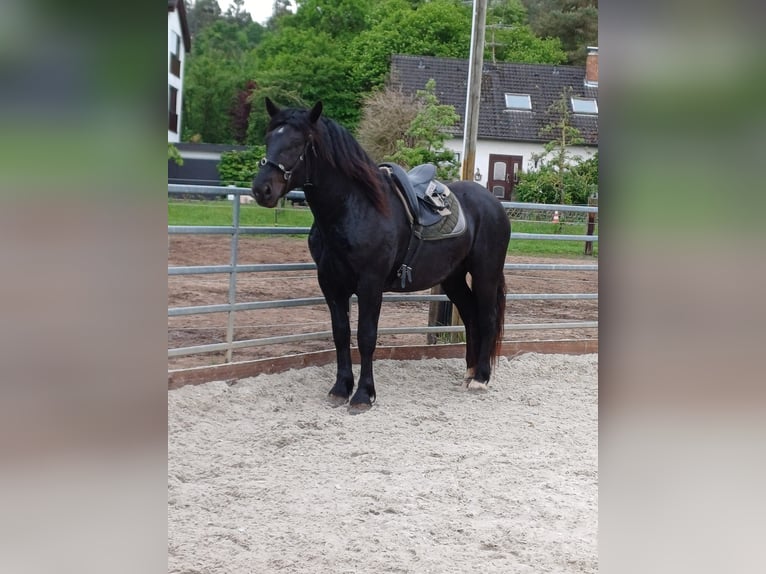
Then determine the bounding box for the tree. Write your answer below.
[485,0,566,64]
[288,0,370,38]
[181,12,264,143]
[191,17,264,59]
[385,79,460,180]
[488,0,528,25]
[186,0,222,39]
[348,0,472,92]
[244,28,363,142]
[182,54,241,142]
[268,0,294,28]
[225,0,253,25]
[522,0,598,65]
[356,86,420,162]
[180,0,590,145]
[484,24,566,64]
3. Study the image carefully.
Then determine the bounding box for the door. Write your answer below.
[487,154,523,201]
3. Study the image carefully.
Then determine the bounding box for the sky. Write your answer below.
[239,1,274,25]
[188,1,296,26]
[219,1,296,26]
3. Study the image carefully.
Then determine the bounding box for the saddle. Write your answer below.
[379,163,451,227]
[379,163,466,288]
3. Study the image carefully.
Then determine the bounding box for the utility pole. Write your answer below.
[435,0,487,344]
[486,22,515,64]
[460,0,488,182]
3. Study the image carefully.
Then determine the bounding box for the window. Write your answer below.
[169,32,181,77]
[492,161,506,181]
[571,97,598,114]
[504,93,532,110]
[169,86,178,132]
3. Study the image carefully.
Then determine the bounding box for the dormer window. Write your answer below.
[504,93,532,111]
[571,97,598,115]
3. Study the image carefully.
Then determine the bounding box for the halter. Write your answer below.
[259,138,317,187]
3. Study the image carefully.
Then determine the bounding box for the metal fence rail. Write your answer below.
[168,262,599,276]
[169,293,599,318]
[168,322,599,358]
[169,185,599,241]
[168,184,598,362]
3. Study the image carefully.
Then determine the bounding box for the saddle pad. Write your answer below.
[418,191,466,240]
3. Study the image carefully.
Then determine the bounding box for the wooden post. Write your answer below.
[584,193,598,256]
[427,285,445,345]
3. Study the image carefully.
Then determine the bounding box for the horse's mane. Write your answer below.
[269,108,389,215]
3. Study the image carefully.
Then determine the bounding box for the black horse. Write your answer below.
[252,99,510,409]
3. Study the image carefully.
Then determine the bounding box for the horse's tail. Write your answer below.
[491,274,507,367]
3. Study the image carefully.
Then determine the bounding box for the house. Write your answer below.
[168,0,191,142]
[388,49,598,201]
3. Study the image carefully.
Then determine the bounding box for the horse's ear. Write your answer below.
[265,97,280,118]
[308,101,323,124]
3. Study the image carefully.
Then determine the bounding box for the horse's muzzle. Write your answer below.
[252,182,279,208]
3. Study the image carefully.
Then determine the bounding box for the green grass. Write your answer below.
[509,221,598,258]
[168,199,314,227]
[168,200,598,258]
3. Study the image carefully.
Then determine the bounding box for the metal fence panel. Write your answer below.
[168,185,598,362]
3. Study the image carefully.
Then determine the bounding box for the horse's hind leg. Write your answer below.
[441,270,478,384]
[467,265,506,390]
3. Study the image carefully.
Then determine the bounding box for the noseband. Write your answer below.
[259,138,316,185]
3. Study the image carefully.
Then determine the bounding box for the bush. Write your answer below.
[388,145,460,181]
[218,146,266,187]
[167,143,183,166]
[516,152,598,205]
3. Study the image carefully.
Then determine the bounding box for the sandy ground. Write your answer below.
[168,235,598,370]
[168,352,598,573]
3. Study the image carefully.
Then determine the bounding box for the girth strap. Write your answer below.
[396,225,423,288]
[389,181,421,288]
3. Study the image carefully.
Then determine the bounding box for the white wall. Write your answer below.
[445,138,596,185]
[167,10,185,143]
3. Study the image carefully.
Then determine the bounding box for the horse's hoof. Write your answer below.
[348,402,372,414]
[455,368,476,387]
[466,379,489,392]
[327,393,349,407]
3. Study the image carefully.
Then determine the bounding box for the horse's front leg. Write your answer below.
[324,293,355,404]
[311,232,353,402]
[349,288,383,410]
